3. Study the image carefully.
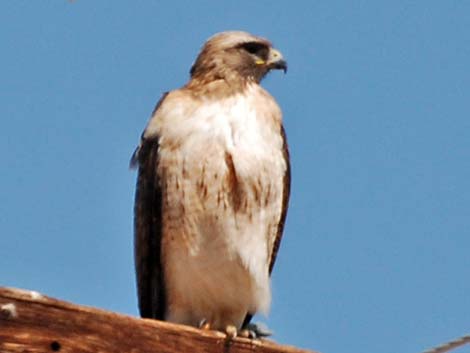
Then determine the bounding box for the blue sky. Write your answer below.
[1,2,469,353]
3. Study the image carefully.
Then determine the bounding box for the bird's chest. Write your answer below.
[186,97,284,174]
[186,98,284,212]
[159,96,285,323]
[161,106,283,236]
[159,95,285,201]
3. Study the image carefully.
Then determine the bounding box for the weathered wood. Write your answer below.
[0,287,316,353]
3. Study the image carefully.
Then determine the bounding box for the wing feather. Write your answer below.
[268,125,291,273]
[132,94,168,319]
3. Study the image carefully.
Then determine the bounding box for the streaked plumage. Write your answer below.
[131,31,290,336]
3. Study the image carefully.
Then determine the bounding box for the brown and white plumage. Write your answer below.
[131,31,290,335]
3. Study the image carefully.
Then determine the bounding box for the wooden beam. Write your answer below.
[0,287,317,353]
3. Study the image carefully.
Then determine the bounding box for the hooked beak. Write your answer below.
[267,48,287,73]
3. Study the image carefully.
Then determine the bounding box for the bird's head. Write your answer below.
[190,31,287,84]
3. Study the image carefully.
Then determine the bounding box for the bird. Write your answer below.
[130,31,290,338]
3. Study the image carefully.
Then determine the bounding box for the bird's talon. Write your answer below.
[239,329,252,338]
[243,322,273,338]
[225,324,237,339]
[198,319,211,330]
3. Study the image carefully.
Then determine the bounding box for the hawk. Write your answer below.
[131,31,290,337]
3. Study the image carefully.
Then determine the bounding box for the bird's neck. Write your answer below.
[185,75,258,98]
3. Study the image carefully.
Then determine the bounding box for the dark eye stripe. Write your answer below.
[240,42,267,55]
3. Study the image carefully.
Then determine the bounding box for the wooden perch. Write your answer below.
[0,287,317,353]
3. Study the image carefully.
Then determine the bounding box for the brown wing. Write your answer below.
[242,124,291,329]
[268,125,291,274]
[131,94,168,319]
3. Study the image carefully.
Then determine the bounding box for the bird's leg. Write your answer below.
[240,322,273,339]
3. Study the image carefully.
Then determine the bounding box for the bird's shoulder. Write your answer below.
[142,89,194,139]
[129,89,194,168]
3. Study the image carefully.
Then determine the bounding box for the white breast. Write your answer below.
[154,84,286,330]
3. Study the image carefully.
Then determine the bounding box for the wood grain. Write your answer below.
[0,287,317,353]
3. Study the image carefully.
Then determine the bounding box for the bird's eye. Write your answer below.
[241,42,266,55]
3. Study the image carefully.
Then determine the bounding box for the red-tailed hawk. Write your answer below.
[131,31,290,338]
